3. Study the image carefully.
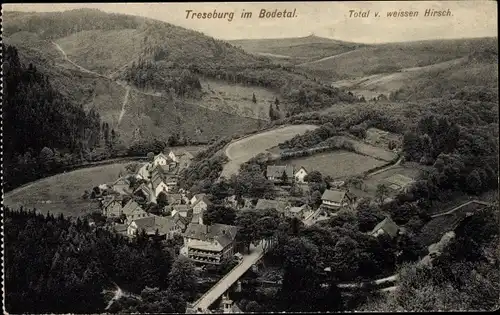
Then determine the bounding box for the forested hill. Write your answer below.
[2,9,261,73]
[4,9,357,114]
[2,44,114,190]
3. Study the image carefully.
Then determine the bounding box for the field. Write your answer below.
[3,162,135,218]
[297,37,497,80]
[189,79,283,121]
[358,166,423,198]
[286,150,386,179]
[365,128,403,151]
[229,35,365,63]
[221,124,318,178]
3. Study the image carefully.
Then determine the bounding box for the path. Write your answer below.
[189,243,265,312]
[366,156,402,177]
[51,41,267,122]
[296,49,358,67]
[220,124,318,179]
[117,86,130,126]
[430,199,492,218]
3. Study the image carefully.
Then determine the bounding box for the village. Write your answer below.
[92,148,416,289]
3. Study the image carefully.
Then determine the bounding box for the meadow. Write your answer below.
[360,166,423,197]
[221,124,318,178]
[287,150,386,179]
[190,78,283,121]
[4,162,135,218]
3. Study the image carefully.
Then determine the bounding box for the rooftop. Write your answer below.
[255,199,288,212]
[321,189,346,203]
[183,223,239,248]
[266,165,294,178]
[371,216,399,238]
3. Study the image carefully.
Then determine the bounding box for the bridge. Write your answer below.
[186,240,271,313]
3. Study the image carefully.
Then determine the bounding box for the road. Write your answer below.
[430,200,492,218]
[296,49,358,67]
[220,124,318,179]
[190,243,265,312]
[366,156,402,177]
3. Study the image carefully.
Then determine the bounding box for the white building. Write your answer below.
[294,166,308,183]
[321,189,352,210]
[153,153,170,167]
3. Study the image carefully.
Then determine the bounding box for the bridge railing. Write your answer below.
[191,244,265,310]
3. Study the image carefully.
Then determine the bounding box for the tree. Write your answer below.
[311,190,323,206]
[275,97,280,110]
[304,170,323,183]
[203,205,237,225]
[168,256,197,300]
[356,199,384,232]
[280,170,289,184]
[157,192,169,208]
[39,147,54,169]
[346,175,364,190]
[252,93,257,103]
[375,184,390,204]
[269,104,276,120]
[147,152,155,161]
[466,169,482,195]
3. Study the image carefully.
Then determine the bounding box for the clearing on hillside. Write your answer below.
[3,162,135,218]
[189,79,283,121]
[298,37,497,80]
[221,125,318,178]
[286,150,386,179]
[354,166,423,199]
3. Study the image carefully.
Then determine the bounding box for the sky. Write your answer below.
[3,1,498,43]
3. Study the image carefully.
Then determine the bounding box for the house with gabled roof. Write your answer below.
[151,172,169,197]
[192,195,212,214]
[136,163,151,180]
[121,199,150,223]
[169,149,194,164]
[266,165,294,182]
[134,183,155,203]
[181,223,239,265]
[255,199,289,215]
[169,204,192,217]
[102,195,123,217]
[286,204,311,219]
[153,153,171,167]
[166,193,183,205]
[127,215,185,239]
[321,189,353,210]
[190,193,207,205]
[112,177,131,194]
[370,216,400,238]
[294,166,308,183]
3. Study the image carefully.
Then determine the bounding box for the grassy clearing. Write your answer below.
[119,89,263,145]
[229,35,364,62]
[4,162,135,218]
[190,79,283,120]
[365,128,402,151]
[221,125,318,178]
[55,29,144,75]
[361,166,422,197]
[286,150,386,179]
[298,37,497,80]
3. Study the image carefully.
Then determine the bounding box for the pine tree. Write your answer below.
[252,93,257,103]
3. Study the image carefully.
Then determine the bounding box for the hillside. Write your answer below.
[297,37,498,80]
[229,35,366,63]
[4,9,357,144]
